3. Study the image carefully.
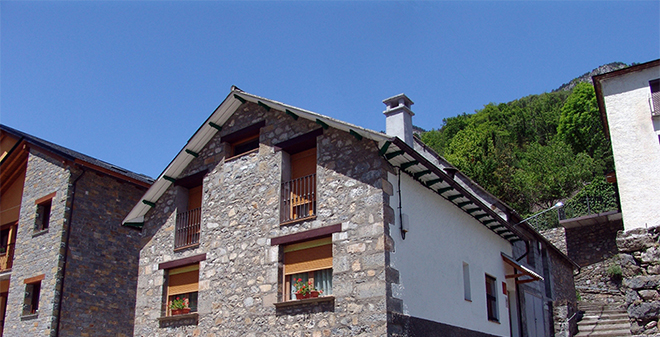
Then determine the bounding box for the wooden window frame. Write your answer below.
[34,193,55,232]
[22,279,42,316]
[272,225,341,303]
[221,121,265,159]
[165,263,199,317]
[283,237,332,301]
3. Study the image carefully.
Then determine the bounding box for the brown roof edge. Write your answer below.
[593,59,660,140]
[74,159,151,188]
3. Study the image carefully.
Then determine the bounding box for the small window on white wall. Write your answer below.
[463,262,471,301]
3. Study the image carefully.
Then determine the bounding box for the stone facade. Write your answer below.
[617,226,660,336]
[57,169,148,336]
[134,102,392,336]
[2,146,149,337]
[4,150,72,336]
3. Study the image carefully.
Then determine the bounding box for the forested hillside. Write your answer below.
[420,64,625,227]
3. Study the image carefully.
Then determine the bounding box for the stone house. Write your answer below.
[125,87,577,336]
[0,125,152,337]
[593,60,660,335]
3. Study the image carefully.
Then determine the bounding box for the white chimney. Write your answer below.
[383,93,415,146]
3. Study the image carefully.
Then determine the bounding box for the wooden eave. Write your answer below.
[0,140,29,195]
[378,138,526,243]
[502,252,543,284]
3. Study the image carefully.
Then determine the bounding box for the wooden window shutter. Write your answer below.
[168,264,199,296]
[188,185,202,210]
[291,148,316,179]
[284,237,332,275]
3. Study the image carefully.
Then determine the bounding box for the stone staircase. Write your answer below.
[576,302,632,337]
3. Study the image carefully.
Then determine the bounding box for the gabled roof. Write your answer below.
[121,87,526,243]
[0,124,153,187]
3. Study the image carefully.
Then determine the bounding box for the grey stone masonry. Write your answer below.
[4,150,72,337]
[134,102,394,336]
[2,147,149,337]
[617,226,660,336]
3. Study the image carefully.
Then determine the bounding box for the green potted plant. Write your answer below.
[169,296,190,315]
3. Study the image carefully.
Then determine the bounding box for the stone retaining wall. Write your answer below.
[617,226,660,336]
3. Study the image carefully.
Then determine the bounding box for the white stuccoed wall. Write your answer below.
[388,172,515,336]
[600,66,660,230]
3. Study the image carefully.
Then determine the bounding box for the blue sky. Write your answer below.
[2,1,659,178]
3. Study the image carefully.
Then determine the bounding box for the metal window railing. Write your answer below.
[281,174,316,223]
[175,208,201,249]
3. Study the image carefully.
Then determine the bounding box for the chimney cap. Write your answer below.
[382,93,414,109]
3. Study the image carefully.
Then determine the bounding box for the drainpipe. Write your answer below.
[54,167,85,337]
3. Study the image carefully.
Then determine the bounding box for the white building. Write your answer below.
[594,59,660,230]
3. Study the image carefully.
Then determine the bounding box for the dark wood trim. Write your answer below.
[35,192,56,205]
[274,128,323,154]
[73,159,151,188]
[220,121,265,144]
[224,147,260,162]
[158,253,207,270]
[274,295,334,308]
[24,274,45,284]
[271,224,342,246]
[174,170,208,188]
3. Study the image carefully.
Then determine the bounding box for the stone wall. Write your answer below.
[565,220,623,267]
[617,226,660,336]
[3,150,72,337]
[57,169,148,337]
[134,102,391,336]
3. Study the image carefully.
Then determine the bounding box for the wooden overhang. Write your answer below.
[501,253,543,284]
[378,138,526,243]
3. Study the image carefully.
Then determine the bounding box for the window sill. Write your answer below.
[280,216,317,227]
[32,229,49,238]
[173,243,199,252]
[488,318,500,324]
[225,148,259,162]
[20,313,38,320]
[158,312,198,327]
[274,295,334,308]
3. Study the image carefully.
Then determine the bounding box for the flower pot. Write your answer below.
[171,308,191,315]
[296,293,311,299]
[310,291,320,298]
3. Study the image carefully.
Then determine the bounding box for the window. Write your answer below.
[0,228,9,255]
[35,199,52,231]
[485,275,498,322]
[283,237,332,301]
[281,147,317,223]
[221,121,264,159]
[277,129,322,224]
[650,79,660,115]
[463,262,471,301]
[175,183,202,249]
[166,264,199,316]
[22,275,44,316]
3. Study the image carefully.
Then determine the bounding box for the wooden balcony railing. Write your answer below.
[0,244,14,272]
[175,208,201,249]
[281,174,316,223]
